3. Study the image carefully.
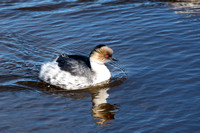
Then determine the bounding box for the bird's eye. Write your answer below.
[105,55,109,57]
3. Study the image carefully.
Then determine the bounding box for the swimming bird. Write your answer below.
[39,45,117,90]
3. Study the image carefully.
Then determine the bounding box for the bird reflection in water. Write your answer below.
[18,80,120,125]
[91,88,119,125]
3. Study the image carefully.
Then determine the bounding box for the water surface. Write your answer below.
[0,0,200,132]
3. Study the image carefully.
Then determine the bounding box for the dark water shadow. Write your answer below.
[12,2,78,11]
[10,0,164,11]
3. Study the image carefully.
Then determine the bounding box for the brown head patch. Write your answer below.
[90,46,113,62]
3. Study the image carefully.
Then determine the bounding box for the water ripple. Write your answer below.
[0,0,200,132]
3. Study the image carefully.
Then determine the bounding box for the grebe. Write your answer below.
[39,45,117,90]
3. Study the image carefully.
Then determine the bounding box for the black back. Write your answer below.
[56,54,92,77]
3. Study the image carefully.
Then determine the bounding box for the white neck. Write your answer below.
[90,59,111,84]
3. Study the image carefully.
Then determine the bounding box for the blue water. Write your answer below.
[0,0,200,132]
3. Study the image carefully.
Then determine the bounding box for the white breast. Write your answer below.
[90,60,111,84]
